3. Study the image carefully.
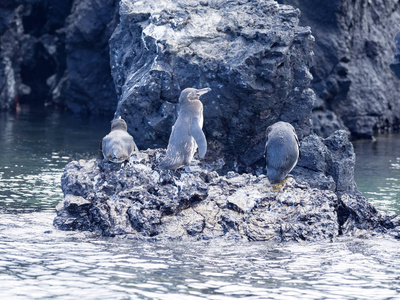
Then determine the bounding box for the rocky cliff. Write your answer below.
[2,0,399,140]
[0,0,119,113]
[390,32,400,79]
[277,0,400,138]
[109,0,315,174]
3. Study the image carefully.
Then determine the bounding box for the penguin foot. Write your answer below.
[271,177,289,193]
[184,165,202,172]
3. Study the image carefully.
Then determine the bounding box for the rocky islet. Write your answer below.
[52,0,400,241]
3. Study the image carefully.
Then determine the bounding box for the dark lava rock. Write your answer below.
[0,3,24,110]
[278,0,400,138]
[52,0,119,113]
[109,0,316,173]
[292,130,357,194]
[0,0,74,109]
[0,0,118,113]
[53,149,400,241]
[390,32,400,79]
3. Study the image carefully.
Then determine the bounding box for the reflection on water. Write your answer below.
[1,109,400,299]
[0,109,111,213]
[353,134,400,215]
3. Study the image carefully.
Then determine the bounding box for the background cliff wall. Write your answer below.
[1,0,399,137]
[0,0,119,113]
[277,0,400,138]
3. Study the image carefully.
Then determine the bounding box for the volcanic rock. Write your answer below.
[109,0,316,173]
[278,0,400,138]
[53,149,400,241]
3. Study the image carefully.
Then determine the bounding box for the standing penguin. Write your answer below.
[160,87,211,170]
[101,117,138,163]
[264,121,300,183]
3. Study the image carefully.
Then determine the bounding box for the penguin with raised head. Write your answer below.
[160,87,211,170]
[101,117,138,163]
[264,121,300,183]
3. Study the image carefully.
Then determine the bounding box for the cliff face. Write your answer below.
[1,0,399,138]
[390,32,400,79]
[0,0,119,113]
[278,0,400,138]
[109,0,316,173]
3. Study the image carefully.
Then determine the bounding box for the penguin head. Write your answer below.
[111,118,128,131]
[179,87,211,103]
[266,121,296,136]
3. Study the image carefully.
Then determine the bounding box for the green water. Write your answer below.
[0,109,399,299]
[0,109,111,213]
[353,134,400,214]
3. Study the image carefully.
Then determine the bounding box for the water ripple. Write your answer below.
[1,112,400,299]
[1,211,400,299]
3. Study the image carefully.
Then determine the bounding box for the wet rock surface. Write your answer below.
[109,0,315,173]
[278,0,400,138]
[54,149,400,241]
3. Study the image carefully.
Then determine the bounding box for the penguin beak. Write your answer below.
[196,88,211,96]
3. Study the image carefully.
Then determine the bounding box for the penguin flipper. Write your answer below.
[99,139,105,160]
[190,118,207,159]
[264,125,272,157]
[294,129,301,160]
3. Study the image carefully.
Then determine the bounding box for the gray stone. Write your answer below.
[312,110,349,138]
[109,0,315,173]
[0,0,118,113]
[324,130,357,194]
[0,3,23,110]
[53,149,400,242]
[390,32,400,79]
[53,0,119,113]
[292,130,357,194]
[278,0,400,138]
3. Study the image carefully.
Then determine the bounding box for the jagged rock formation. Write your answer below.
[390,32,400,79]
[2,0,399,136]
[292,130,357,194]
[52,0,400,242]
[53,0,119,113]
[53,149,400,241]
[277,0,400,138]
[109,0,316,173]
[0,0,118,113]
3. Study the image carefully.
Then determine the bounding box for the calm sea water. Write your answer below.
[353,135,400,215]
[0,109,399,299]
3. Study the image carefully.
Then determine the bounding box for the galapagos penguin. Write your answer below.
[265,121,300,183]
[160,87,211,170]
[101,117,138,163]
